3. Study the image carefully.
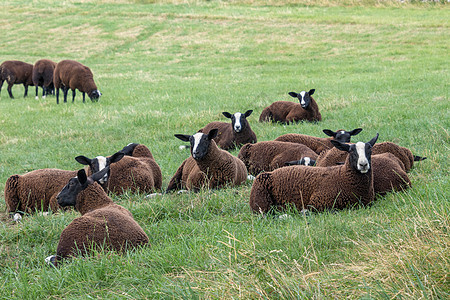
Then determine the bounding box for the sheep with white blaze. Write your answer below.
[259,89,321,124]
[166,129,247,192]
[46,167,149,266]
[249,134,379,214]
[198,110,257,150]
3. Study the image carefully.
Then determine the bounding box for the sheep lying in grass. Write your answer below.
[198,110,257,150]
[259,89,321,124]
[47,167,149,266]
[0,60,34,99]
[53,60,101,104]
[81,143,162,195]
[249,134,379,214]
[238,141,318,175]
[32,59,56,99]
[166,129,247,192]
[275,128,363,154]
[284,157,316,166]
[4,153,124,216]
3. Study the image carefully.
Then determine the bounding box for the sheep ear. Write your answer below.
[244,110,253,117]
[77,169,88,185]
[285,160,301,166]
[108,151,124,164]
[308,89,315,95]
[288,92,298,98]
[350,128,363,136]
[91,166,110,183]
[322,129,335,137]
[208,128,219,140]
[222,112,232,118]
[174,134,191,142]
[331,140,351,152]
[367,133,379,147]
[75,155,92,165]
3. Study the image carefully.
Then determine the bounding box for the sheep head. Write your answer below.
[75,151,124,185]
[288,89,315,109]
[331,133,379,174]
[222,110,253,133]
[88,90,101,101]
[175,129,218,161]
[323,128,363,143]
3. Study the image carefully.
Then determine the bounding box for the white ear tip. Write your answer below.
[13,213,22,222]
[45,255,57,265]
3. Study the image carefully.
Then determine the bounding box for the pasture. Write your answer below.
[0,0,448,298]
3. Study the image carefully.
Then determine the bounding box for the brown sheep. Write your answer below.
[249,134,379,214]
[198,110,257,151]
[53,60,101,104]
[275,128,363,154]
[46,168,149,266]
[0,60,34,99]
[259,89,321,124]
[166,129,247,192]
[32,59,56,99]
[237,141,318,176]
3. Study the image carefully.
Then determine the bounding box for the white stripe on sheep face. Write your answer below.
[299,91,306,107]
[95,156,108,184]
[233,113,243,132]
[355,142,370,173]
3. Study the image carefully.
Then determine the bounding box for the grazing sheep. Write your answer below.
[53,60,101,104]
[237,141,318,176]
[4,153,124,215]
[249,134,379,214]
[166,129,247,192]
[32,59,56,99]
[316,141,426,172]
[198,110,257,150]
[48,167,149,266]
[80,144,162,195]
[259,89,321,124]
[0,60,34,99]
[275,128,363,154]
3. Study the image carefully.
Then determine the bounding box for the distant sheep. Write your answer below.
[198,110,257,150]
[166,129,247,192]
[4,153,123,215]
[259,89,321,124]
[249,134,379,214]
[47,167,149,266]
[0,60,34,99]
[275,128,363,154]
[53,60,101,104]
[79,143,162,195]
[237,141,318,175]
[32,59,56,99]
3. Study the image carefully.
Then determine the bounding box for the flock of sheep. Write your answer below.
[2,60,426,265]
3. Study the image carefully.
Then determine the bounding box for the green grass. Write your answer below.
[0,0,448,298]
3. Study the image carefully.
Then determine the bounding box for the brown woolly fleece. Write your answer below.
[53,60,98,98]
[259,99,321,124]
[56,181,149,263]
[198,121,257,151]
[4,169,79,214]
[131,144,155,160]
[275,134,334,154]
[249,155,374,214]
[166,140,247,191]
[237,141,318,176]
[371,153,411,195]
[0,60,34,98]
[32,59,56,95]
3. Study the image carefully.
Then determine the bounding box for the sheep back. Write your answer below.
[32,59,56,89]
[0,60,33,85]
[238,141,318,175]
[53,60,98,94]
[372,142,414,172]
[275,134,332,154]
[372,153,411,195]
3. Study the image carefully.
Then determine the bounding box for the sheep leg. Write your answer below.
[82,92,85,103]
[72,89,76,102]
[0,79,3,95]
[56,88,60,104]
[35,86,39,99]
[23,84,28,97]
[63,87,68,103]
[7,82,14,99]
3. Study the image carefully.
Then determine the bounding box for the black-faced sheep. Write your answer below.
[259,89,321,124]
[275,128,363,155]
[166,129,247,192]
[0,60,34,99]
[79,143,163,195]
[32,59,56,99]
[4,153,124,215]
[48,167,149,266]
[198,110,257,150]
[249,134,379,214]
[237,141,318,176]
[284,157,316,166]
[53,60,101,104]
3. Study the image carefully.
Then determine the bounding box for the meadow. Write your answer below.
[0,0,448,298]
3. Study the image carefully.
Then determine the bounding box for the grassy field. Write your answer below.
[0,0,448,298]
